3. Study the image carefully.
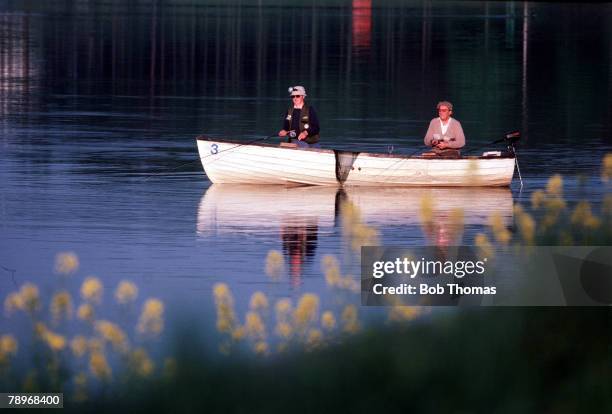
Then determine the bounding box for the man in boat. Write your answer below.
[278,86,321,148]
[423,101,465,158]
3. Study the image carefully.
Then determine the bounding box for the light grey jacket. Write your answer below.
[424,118,466,149]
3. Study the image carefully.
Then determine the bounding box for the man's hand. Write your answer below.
[279,130,288,137]
[436,141,449,149]
[298,131,308,141]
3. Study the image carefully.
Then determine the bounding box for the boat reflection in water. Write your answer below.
[197,185,336,286]
[197,185,514,283]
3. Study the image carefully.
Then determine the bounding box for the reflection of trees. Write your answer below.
[280,220,318,287]
[0,13,38,116]
[0,2,608,142]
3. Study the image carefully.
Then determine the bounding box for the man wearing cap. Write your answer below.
[278,86,320,148]
[423,101,465,158]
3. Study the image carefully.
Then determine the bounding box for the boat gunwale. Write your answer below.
[196,135,515,161]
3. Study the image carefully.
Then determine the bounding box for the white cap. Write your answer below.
[288,86,307,97]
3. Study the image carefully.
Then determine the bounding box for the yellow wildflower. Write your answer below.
[340,274,360,293]
[275,298,293,338]
[89,351,111,380]
[77,303,95,322]
[114,280,138,305]
[541,207,564,230]
[0,334,18,362]
[546,174,563,196]
[419,194,434,224]
[546,197,566,212]
[231,326,245,341]
[514,205,536,244]
[388,306,420,322]
[35,323,66,352]
[50,290,73,323]
[249,291,269,311]
[47,333,66,352]
[322,255,341,287]
[245,311,266,341]
[602,153,612,182]
[213,283,230,298]
[489,212,511,245]
[88,338,105,353]
[531,190,546,209]
[449,208,465,229]
[321,311,336,331]
[4,292,24,316]
[215,307,235,334]
[293,293,319,332]
[275,298,292,323]
[321,254,338,271]
[81,277,103,305]
[571,201,601,230]
[475,233,494,259]
[275,322,292,339]
[350,224,380,252]
[19,283,40,314]
[34,322,46,338]
[95,320,129,353]
[213,284,236,334]
[341,305,359,334]
[137,298,164,336]
[305,329,323,350]
[254,341,269,355]
[0,335,18,354]
[340,201,360,231]
[341,201,380,251]
[325,265,341,287]
[130,348,154,377]
[54,252,79,275]
[265,250,284,279]
[70,336,88,358]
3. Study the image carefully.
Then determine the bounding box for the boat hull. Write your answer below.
[197,138,337,185]
[196,137,515,187]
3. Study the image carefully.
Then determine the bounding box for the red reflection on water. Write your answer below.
[352,0,372,53]
[281,222,318,288]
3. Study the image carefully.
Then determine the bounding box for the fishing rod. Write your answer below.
[140,133,277,182]
[204,133,278,157]
[462,131,521,155]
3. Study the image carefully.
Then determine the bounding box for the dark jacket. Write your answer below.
[283,104,320,144]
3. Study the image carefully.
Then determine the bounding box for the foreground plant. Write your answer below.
[1,252,169,400]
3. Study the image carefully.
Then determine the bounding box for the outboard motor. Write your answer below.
[504,131,521,155]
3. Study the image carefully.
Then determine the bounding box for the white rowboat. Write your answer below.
[196,136,516,187]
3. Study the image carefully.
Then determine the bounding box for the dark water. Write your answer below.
[0,1,610,322]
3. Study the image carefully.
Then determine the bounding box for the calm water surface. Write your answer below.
[0,1,610,329]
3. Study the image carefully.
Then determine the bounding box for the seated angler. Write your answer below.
[278,86,320,148]
[423,101,465,158]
